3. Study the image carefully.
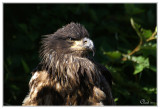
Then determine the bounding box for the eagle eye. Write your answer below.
[67,37,75,41]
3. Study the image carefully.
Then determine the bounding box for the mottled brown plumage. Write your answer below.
[22,22,115,105]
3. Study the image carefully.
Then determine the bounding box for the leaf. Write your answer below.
[114,98,119,102]
[131,18,156,41]
[141,29,153,39]
[21,58,30,73]
[143,87,156,94]
[103,51,122,61]
[130,18,143,38]
[11,85,20,91]
[155,26,157,33]
[141,43,156,57]
[128,56,149,75]
[125,4,144,15]
[18,23,28,34]
[134,64,144,75]
[149,65,156,72]
[7,57,12,65]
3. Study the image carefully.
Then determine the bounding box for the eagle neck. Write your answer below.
[41,52,101,86]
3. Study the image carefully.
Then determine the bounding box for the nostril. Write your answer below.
[84,41,87,43]
[84,40,88,44]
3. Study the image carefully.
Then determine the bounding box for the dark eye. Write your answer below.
[67,37,75,41]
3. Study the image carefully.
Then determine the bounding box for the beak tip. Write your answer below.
[93,52,95,57]
[92,48,95,57]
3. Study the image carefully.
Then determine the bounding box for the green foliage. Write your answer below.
[104,17,156,105]
[4,4,156,105]
[131,56,149,75]
[103,51,122,61]
[21,58,30,73]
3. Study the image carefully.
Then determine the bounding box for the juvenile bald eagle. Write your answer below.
[22,22,115,105]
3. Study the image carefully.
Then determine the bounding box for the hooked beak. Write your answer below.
[71,37,95,56]
[82,37,95,56]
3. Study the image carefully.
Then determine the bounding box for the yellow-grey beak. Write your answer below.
[71,37,95,56]
[83,38,95,56]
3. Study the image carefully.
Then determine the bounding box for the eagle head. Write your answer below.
[40,22,95,59]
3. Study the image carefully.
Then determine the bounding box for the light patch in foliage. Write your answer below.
[127,56,150,75]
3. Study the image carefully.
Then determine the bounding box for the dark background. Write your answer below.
[4,4,157,105]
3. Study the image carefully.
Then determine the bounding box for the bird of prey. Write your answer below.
[22,22,115,105]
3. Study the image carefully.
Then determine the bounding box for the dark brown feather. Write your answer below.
[23,22,115,105]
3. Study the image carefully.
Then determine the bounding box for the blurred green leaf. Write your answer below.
[129,56,150,75]
[125,4,144,15]
[143,87,156,94]
[114,98,119,102]
[134,64,144,75]
[103,51,122,61]
[18,23,28,34]
[149,65,156,72]
[21,58,30,73]
[141,29,153,39]
[155,26,157,33]
[141,43,156,56]
[130,18,143,38]
[11,85,20,91]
